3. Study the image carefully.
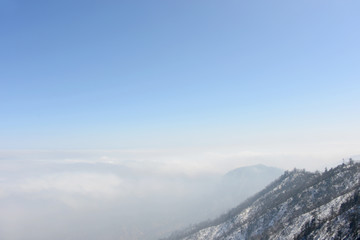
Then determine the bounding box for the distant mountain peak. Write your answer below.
[224,164,283,178]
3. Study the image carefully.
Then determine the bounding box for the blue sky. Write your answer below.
[1,0,360,154]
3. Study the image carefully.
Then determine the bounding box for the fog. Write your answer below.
[0,149,291,240]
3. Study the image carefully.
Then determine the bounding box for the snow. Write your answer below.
[175,162,360,240]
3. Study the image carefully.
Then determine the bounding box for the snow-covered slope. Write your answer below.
[164,161,360,240]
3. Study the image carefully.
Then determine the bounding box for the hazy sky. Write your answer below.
[1,2,360,239]
[1,1,360,169]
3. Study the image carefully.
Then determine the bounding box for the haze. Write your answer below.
[1,0,359,239]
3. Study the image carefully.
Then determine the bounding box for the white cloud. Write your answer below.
[19,172,122,197]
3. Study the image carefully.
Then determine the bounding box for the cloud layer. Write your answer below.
[0,148,355,240]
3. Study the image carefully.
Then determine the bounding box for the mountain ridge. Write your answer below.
[163,161,360,240]
[224,164,283,177]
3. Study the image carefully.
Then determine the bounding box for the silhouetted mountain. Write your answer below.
[213,164,283,213]
[224,164,283,178]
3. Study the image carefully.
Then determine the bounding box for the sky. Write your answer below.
[1,0,360,170]
[0,1,360,239]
